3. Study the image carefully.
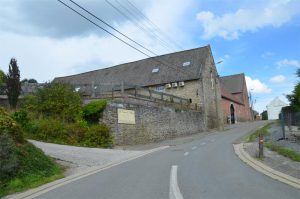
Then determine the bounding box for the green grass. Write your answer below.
[0,142,64,197]
[264,142,300,162]
[246,123,272,142]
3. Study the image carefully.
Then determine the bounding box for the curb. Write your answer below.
[233,143,300,189]
[6,146,169,199]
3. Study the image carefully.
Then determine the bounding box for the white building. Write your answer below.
[266,97,288,120]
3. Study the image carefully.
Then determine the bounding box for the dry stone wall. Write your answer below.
[100,99,205,145]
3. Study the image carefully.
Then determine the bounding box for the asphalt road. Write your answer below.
[34,122,300,199]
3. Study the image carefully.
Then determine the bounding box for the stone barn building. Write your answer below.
[220,73,252,124]
[54,45,224,130]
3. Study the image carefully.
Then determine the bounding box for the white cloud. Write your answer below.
[0,0,194,82]
[269,75,286,83]
[276,59,300,68]
[245,76,272,94]
[196,0,300,40]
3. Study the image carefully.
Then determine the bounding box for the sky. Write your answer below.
[0,0,300,113]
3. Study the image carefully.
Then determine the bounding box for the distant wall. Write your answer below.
[100,98,205,145]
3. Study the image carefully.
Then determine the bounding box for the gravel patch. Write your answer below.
[265,123,300,153]
[29,140,145,176]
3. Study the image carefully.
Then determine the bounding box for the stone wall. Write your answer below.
[100,98,205,145]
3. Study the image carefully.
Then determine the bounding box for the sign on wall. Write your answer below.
[118,109,135,124]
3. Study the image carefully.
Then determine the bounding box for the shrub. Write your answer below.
[83,124,112,148]
[0,133,19,182]
[82,100,107,123]
[0,107,24,143]
[12,109,32,130]
[64,122,88,145]
[23,83,82,122]
[27,119,66,143]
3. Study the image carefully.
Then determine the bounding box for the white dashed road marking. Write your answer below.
[169,165,184,199]
[200,142,206,145]
[184,152,189,156]
[192,146,197,150]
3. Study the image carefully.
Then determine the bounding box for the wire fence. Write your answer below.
[280,106,300,142]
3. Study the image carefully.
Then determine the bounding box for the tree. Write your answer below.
[0,70,5,94]
[287,68,300,110]
[21,78,38,83]
[6,58,21,109]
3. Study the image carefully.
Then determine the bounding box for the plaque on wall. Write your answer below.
[118,109,135,124]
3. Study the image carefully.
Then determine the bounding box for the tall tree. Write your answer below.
[6,58,21,109]
[287,68,300,110]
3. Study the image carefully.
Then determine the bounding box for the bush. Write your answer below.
[82,100,107,123]
[23,83,82,122]
[0,133,19,182]
[83,124,112,148]
[0,107,24,143]
[12,109,32,130]
[27,119,66,143]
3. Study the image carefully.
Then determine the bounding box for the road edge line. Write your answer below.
[8,146,169,199]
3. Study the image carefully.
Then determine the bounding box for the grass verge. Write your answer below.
[264,142,300,162]
[245,123,272,142]
[0,142,64,197]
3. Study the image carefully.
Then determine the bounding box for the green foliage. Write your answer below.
[21,78,38,83]
[246,123,271,142]
[0,69,5,95]
[287,68,300,110]
[0,142,63,197]
[261,110,268,120]
[82,100,107,123]
[23,83,82,122]
[0,133,19,181]
[0,69,5,83]
[6,58,21,109]
[0,107,24,143]
[25,118,113,148]
[12,109,31,129]
[83,124,112,148]
[265,143,300,162]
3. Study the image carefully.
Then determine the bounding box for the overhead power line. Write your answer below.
[68,0,158,57]
[105,0,176,53]
[124,0,184,50]
[57,0,195,77]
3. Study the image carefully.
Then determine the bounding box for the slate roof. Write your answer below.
[54,46,211,87]
[220,73,246,104]
[220,73,245,94]
[220,83,244,104]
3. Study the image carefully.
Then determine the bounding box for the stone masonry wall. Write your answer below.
[100,99,205,145]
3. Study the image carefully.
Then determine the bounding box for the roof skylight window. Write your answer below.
[182,61,191,67]
[152,68,159,73]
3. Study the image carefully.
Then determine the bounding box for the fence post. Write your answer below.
[149,89,152,99]
[258,133,264,158]
[280,111,286,139]
[111,83,114,99]
[91,81,95,98]
[121,81,124,94]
